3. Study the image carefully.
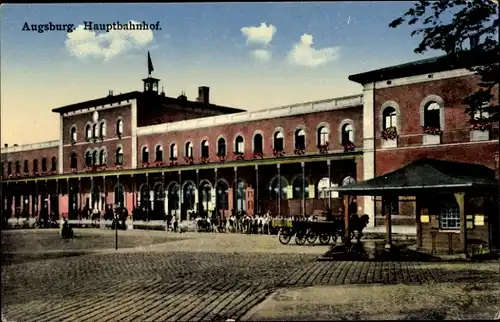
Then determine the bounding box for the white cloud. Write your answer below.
[287,33,340,68]
[240,23,277,47]
[65,20,154,61]
[252,49,271,62]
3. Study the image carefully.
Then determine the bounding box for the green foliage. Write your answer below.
[390,0,499,123]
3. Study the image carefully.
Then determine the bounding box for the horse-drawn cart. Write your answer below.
[273,215,369,246]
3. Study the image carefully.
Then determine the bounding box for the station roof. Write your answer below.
[332,158,498,196]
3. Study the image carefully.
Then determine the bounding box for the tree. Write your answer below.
[389,0,499,123]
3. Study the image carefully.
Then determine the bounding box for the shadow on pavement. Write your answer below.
[319,240,500,262]
[1,251,90,265]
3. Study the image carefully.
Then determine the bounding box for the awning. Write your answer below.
[331,158,499,196]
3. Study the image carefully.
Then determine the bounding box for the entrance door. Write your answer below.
[68,187,78,219]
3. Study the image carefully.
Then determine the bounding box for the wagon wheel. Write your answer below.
[318,233,330,245]
[306,230,318,244]
[278,229,292,245]
[295,232,307,245]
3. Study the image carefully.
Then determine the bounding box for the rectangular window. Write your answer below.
[383,196,399,215]
[439,208,460,229]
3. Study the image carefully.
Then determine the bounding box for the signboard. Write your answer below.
[474,214,484,226]
[466,221,474,229]
[287,186,293,199]
[208,202,215,211]
[421,215,429,223]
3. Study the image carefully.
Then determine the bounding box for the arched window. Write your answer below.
[295,129,305,149]
[217,137,226,156]
[7,162,12,175]
[317,126,329,146]
[269,176,288,200]
[85,151,92,166]
[99,149,107,165]
[33,159,39,173]
[142,146,149,163]
[234,136,244,153]
[92,123,99,138]
[185,141,193,157]
[15,161,20,174]
[292,177,309,199]
[201,140,209,158]
[155,145,163,161]
[100,122,107,138]
[273,131,284,151]
[92,150,98,165]
[70,126,77,142]
[70,153,78,169]
[51,157,57,171]
[115,147,124,165]
[23,160,29,173]
[169,143,178,159]
[139,184,150,211]
[424,102,441,129]
[200,181,212,211]
[41,158,47,172]
[317,177,337,199]
[253,133,263,153]
[116,119,124,136]
[382,107,397,130]
[341,124,354,144]
[216,180,229,210]
[85,124,92,139]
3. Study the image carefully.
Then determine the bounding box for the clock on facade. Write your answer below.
[92,111,99,122]
[342,176,356,186]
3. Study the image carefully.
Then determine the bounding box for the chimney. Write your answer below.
[197,86,210,104]
[13,144,18,147]
[4,144,7,148]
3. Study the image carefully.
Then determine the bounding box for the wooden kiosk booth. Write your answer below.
[333,158,499,257]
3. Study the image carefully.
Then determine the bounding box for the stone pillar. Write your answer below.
[246,185,254,217]
[178,171,182,222]
[301,162,306,216]
[255,165,259,215]
[327,160,332,210]
[277,164,281,216]
[233,166,237,214]
[228,188,233,213]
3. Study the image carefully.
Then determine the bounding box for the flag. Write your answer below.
[148,51,154,75]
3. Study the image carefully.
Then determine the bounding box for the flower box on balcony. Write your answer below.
[381,126,398,140]
[115,163,124,170]
[272,149,285,157]
[50,170,57,175]
[169,158,178,166]
[117,133,122,139]
[15,173,21,177]
[253,152,264,159]
[317,142,329,154]
[470,122,492,132]
[184,156,194,165]
[70,168,77,173]
[155,160,164,167]
[141,162,149,168]
[200,157,210,164]
[342,141,355,152]
[99,135,106,141]
[24,172,30,177]
[233,152,245,161]
[71,139,77,145]
[422,126,442,136]
[216,154,226,163]
[85,137,92,142]
[294,148,306,156]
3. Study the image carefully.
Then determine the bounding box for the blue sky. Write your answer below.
[1,2,441,145]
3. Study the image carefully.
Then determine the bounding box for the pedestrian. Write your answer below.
[173,214,178,232]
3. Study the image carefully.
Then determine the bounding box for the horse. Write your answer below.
[348,214,370,242]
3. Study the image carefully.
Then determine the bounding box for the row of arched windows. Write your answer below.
[69,146,124,169]
[70,119,124,142]
[140,122,356,163]
[2,157,57,176]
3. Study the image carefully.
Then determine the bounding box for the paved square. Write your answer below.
[2,229,499,321]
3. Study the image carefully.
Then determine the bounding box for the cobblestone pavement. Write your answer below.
[1,230,498,321]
